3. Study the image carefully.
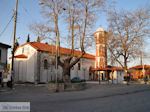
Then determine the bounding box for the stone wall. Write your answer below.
[47,82,87,92]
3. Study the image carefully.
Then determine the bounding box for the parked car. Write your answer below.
[71,77,81,83]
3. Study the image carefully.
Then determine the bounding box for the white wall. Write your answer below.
[117,71,124,83]
[14,44,95,83]
[14,59,27,82]
[71,58,95,80]
[110,70,124,84]
[39,52,57,83]
[39,54,94,82]
[14,44,37,82]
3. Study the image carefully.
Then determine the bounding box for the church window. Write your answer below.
[44,59,48,69]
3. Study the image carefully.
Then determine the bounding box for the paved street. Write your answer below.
[0,83,150,112]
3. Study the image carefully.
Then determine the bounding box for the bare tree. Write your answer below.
[30,22,54,43]
[58,0,106,83]
[30,0,106,83]
[107,7,150,77]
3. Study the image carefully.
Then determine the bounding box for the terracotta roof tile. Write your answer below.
[130,65,150,69]
[91,66,123,71]
[20,42,95,60]
[111,66,123,70]
[14,54,28,59]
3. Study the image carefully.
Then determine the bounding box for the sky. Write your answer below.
[0,0,150,66]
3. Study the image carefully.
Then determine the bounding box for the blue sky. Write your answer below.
[0,0,150,66]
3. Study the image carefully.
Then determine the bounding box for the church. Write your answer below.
[13,42,95,83]
[13,28,124,83]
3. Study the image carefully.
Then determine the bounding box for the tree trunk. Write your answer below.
[58,57,72,83]
[58,53,85,84]
[62,66,71,83]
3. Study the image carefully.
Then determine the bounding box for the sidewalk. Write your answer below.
[0,87,12,92]
[86,80,150,85]
[36,83,150,102]
[1,82,150,100]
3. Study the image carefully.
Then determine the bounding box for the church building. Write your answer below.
[13,42,95,83]
[13,28,124,84]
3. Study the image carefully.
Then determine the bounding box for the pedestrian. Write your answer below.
[144,75,148,84]
[0,73,4,87]
[7,71,13,89]
[2,68,8,87]
[0,72,3,87]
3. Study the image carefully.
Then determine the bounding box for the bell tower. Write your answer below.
[94,28,107,68]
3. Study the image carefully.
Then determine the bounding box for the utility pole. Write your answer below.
[56,36,58,84]
[55,19,60,92]
[140,38,145,77]
[55,31,59,92]
[11,0,18,82]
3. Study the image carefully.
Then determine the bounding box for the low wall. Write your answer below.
[64,82,86,91]
[47,82,86,92]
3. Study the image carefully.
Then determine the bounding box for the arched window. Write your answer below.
[44,59,48,69]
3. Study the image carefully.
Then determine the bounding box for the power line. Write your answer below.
[0,14,14,38]
[20,1,34,21]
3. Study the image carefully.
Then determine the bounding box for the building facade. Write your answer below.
[92,28,124,83]
[0,43,11,71]
[13,28,125,84]
[93,28,108,80]
[129,65,150,80]
[14,42,95,83]
[94,28,107,68]
[0,42,11,83]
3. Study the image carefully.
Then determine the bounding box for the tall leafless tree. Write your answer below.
[30,0,106,83]
[107,7,150,76]
[30,23,53,43]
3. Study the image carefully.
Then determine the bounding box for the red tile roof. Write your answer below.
[130,65,150,69]
[91,66,123,71]
[14,54,28,59]
[111,66,123,71]
[18,42,95,60]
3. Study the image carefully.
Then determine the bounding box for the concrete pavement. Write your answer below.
[0,83,150,112]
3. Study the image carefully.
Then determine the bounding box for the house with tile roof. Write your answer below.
[129,65,150,80]
[91,65,124,83]
[13,42,95,83]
